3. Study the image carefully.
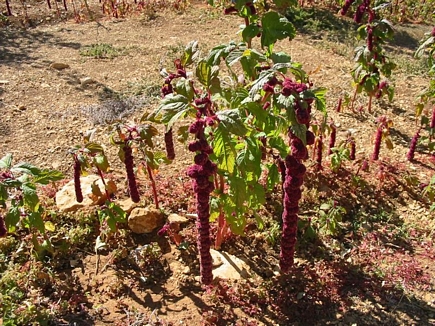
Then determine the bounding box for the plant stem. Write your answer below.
[368,94,373,113]
[96,168,111,201]
[146,163,159,209]
[6,0,12,15]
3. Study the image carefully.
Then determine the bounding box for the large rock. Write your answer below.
[55,175,115,212]
[128,206,164,234]
[210,249,251,280]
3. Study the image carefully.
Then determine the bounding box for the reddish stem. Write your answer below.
[6,0,12,15]
[146,164,159,209]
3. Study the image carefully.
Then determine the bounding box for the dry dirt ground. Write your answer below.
[1,1,435,325]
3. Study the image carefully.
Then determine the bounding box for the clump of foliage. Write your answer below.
[145,0,326,283]
[341,0,396,112]
[0,154,63,256]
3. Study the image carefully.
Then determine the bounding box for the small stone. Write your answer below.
[80,77,95,86]
[128,206,164,234]
[168,213,189,224]
[50,62,69,70]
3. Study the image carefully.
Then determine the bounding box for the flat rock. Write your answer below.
[50,62,70,70]
[210,249,251,280]
[55,175,115,212]
[128,206,164,234]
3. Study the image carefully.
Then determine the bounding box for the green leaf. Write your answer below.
[313,87,327,113]
[267,163,280,191]
[271,52,291,65]
[261,12,296,48]
[0,153,13,169]
[249,69,275,98]
[5,206,20,232]
[196,60,213,87]
[94,154,110,173]
[216,109,249,136]
[28,211,45,233]
[181,40,199,67]
[33,170,64,185]
[228,176,247,208]
[269,137,289,157]
[250,183,265,207]
[175,78,195,101]
[85,142,104,154]
[242,24,261,43]
[22,182,39,212]
[212,126,236,174]
[11,162,41,176]
[290,124,307,145]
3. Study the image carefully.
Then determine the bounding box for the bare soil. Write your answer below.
[1,1,435,325]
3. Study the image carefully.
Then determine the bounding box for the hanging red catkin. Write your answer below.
[336,97,342,113]
[280,134,306,273]
[350,139,356,160]
[328,126,336,155]
[164,128,176,160]
[407,129,420,161]
[123,142,140,203]
[315,136,323,170]
[430,107,435,130]
[372,126,383,161]
[74,157,83,203]
[0,214,7,237]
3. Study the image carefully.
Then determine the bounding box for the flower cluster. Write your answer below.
[407,129,420,161]
[164,129,175,160]
[276,76,314,273]
[186,94,218,285]
[0,214,6,237]
[161,59,186,97]
[123,141,140,203]
[280,139,307,273]
[74,157,83,203]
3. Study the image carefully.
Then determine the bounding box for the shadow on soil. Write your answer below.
[0,28,81,65]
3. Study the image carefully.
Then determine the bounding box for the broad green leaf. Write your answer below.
[5,206,20,232]
[85,142,104,154]
[94,154,110,172]
[271,52,291,65]
[267,163,280,191]
[242,24,261,43]
[29,211,45,233]
[249,69,275,99]
[213,126,236,174]
[11,162,41,176]
[216,109,249,136]
[261,12,296,48]
[269,136,289,157]
[22,182,39,212]
[175,78,195,100]
[33,170,64,185]
[0,153,13,169]
[181,40,199,67]
[250,183,265,206]
[228,176,247,208]
[196,60,212,87]
[313,87,327,113]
